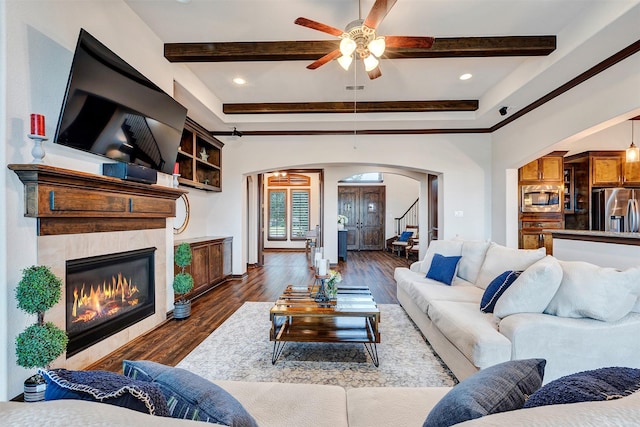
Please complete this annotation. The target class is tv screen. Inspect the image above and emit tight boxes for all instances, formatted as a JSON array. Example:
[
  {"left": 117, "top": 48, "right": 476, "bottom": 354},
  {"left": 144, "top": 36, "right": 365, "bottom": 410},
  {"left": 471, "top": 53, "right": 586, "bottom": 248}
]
[{"left": 54, "top": 29, "right": 187, "bottom": 175}]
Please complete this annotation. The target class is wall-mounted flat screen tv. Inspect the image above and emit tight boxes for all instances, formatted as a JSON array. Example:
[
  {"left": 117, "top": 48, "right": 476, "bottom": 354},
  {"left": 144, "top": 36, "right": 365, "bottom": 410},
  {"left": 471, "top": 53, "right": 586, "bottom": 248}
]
[{"left": 54, "top": 29, "right": 187, "bottom": 175}]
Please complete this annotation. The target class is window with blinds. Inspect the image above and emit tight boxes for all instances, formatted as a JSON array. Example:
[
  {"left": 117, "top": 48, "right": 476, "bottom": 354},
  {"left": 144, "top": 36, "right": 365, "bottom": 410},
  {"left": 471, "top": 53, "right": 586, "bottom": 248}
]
[
  {"left": 268, "top": 189, "right": 286, "bottom": 240},
  {"left": 290, "top": 189, "right": 310, "bottom": 240}
]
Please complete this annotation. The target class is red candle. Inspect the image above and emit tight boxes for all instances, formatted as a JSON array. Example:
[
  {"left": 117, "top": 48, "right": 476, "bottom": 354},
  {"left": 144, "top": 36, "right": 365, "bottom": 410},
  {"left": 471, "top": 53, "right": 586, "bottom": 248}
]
[
  {"left": 173, "top": 162, "right": 180, "bottom": 175},
  {"left": 30, "top": 113, "right": 45, "bottom": 136}
]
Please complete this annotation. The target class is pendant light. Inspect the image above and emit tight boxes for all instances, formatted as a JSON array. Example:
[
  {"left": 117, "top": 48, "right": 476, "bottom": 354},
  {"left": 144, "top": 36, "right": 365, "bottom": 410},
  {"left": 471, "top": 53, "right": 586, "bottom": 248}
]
[{"left": 627, "top": 120, "right": 639, "bottom": 163}]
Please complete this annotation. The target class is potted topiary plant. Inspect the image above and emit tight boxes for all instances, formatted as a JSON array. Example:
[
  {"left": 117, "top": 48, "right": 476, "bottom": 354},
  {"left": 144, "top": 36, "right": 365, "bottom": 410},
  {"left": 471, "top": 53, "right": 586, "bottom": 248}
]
[
  {"left": 173, "top": 242, "right": 194, "bottom": 320},
  {"left": 15, "top": 265, "right": 68, "bottom": 402}
]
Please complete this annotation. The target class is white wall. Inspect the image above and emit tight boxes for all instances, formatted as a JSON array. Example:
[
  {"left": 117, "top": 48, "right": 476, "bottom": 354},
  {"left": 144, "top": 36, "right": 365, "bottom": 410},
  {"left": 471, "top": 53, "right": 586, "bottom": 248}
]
[
  {"left": 207, "top": 133, "right": 492, "bottom": 269},
  {"left": 0, "top": 0, "right": 8, "bottom": 401},
  {"left": 2, "top": 0, "right": 189, "bottom": 400}
]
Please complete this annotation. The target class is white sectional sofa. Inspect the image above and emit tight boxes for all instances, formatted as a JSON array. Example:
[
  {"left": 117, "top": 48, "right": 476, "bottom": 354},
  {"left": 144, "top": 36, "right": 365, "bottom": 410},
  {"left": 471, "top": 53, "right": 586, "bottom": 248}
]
[
  {"left": 394, "top": 238, "right": 640, "bottom": 383},
  {"left": 3, "top": 379, "right": 640, "bottom": 427}
]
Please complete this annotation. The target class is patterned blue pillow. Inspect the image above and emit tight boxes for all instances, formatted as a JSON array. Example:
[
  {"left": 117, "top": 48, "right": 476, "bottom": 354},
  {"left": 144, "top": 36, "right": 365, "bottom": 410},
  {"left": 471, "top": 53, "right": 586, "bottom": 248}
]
[
  {"left": 423, "top": 359, "right": 546, "bottom": 427},
  {"left": 123, "top": 360, "right": 258, "bottom": 426},
  {"left": 480, "top": 271, "right": 522, "bottom": 313},
  {"left": 426, "top": 253, "right": 462, "bottom": 285},
  {"left": 397, "top": 231, "right": 414, "bottom": 242},
  {"left": 524, "top": 367, "right": 640, "bottom": 408},
  {"left": 40, "top": 368, "right": 168, "bottom": 416}
]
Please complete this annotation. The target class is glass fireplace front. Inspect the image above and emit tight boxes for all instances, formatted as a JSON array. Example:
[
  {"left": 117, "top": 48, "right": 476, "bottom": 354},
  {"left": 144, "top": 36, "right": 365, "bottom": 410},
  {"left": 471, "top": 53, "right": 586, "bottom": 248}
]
[{"left": 65, "top": 247, "right": 156, "bottom": 357}]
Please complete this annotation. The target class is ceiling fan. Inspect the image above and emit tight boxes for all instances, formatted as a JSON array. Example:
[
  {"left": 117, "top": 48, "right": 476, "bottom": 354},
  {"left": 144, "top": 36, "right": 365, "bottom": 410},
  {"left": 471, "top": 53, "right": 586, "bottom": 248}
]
[{"left": 295, "top": 0, "right": 434, "bottom": 80}]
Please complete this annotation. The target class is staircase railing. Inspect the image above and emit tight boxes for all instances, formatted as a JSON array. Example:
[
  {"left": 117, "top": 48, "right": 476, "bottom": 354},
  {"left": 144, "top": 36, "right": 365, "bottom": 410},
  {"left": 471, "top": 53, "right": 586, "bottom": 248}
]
[{"left": 394, "top": 198, "right": 419, "bottom": 235}]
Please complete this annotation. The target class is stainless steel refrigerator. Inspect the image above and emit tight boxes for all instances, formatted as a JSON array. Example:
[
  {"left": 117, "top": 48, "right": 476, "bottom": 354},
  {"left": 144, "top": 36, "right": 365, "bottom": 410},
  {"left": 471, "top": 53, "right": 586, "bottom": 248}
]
[{"left": 592, "top": 188, "right": 640, "bottom": 232}]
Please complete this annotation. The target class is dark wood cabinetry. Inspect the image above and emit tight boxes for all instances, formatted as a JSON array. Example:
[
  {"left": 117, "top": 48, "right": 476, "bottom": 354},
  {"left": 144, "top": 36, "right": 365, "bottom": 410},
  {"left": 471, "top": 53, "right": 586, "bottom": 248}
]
[
  {"left": 519, "top": 216, "right": 563, "bottom": 254},
  {"left": 175, "top": 236, "right": 232, "bottom": 298},
  {"left": 176, "top": 118, "right": 223, "bottom": 192},
  {"left": 518, "top": 152, "right": 566, "bottom": 254}
]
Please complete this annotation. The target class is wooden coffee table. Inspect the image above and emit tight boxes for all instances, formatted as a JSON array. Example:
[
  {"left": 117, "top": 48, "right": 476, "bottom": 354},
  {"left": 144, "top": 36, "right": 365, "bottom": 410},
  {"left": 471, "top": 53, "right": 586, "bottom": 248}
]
[{"left": 269, "top": 284, "right": 381, "bottom": 366}]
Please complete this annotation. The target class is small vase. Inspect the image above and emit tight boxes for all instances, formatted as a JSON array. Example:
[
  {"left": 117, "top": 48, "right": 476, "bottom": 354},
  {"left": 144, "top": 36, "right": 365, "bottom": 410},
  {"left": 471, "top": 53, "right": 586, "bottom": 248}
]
[
  {"left": 23, "top": 374, "right": 46, "bottom": 402},
  {"left": 338, "top": 223, "right": 344, "bottom": 230}
]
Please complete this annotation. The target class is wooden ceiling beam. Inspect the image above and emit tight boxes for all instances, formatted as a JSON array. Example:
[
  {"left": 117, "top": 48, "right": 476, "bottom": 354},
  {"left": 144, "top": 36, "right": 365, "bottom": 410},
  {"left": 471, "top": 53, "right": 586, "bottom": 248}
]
[
  {"left": 223, "top": 100, "right": 478, "bottom": 114},
  {"left": 164, "top": 36, "right": 556, "bottom": 62}
]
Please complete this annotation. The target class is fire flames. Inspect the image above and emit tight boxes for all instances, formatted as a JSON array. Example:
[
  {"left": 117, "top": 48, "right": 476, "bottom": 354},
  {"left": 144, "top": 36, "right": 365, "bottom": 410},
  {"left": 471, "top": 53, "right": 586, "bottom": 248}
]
[{"left": 71, "top": 272, "right": 140, "bottom": 324}]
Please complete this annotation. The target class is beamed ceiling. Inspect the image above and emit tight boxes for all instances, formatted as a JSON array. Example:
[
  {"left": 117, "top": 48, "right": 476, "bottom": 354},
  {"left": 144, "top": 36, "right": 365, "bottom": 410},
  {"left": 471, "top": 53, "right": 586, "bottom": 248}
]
[{"left": 124, "top": 0, "right": 640, "bottom": 135}]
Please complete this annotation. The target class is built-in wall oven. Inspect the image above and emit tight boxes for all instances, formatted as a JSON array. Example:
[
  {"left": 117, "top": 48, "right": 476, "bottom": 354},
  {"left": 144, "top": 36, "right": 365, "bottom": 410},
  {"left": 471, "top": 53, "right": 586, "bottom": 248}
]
[{"left": 521, "top": 185, "right": 562, "bottom": 213}]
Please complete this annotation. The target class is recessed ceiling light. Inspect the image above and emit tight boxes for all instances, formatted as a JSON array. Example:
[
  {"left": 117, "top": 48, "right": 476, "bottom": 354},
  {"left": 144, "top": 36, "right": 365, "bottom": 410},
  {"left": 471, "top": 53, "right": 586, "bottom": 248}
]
[
  {"left": 233, "top": 77, "right": 246, "bottom": 85},
  {"left": 176, "top": 0, "right": 191, "bottom": 3},
  {"left": 459, "top": 73, "right": 472, "bottom": 81}
]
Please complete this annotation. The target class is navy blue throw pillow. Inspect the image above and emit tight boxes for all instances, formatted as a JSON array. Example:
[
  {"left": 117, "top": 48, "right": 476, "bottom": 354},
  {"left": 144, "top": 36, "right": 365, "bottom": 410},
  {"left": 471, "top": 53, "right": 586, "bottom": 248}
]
[
  {"left": 423, "top": 359, "right": 546, "bottom": 427},
  {"left": 480, "top": 271, "right": 522, "bottom": 313},
  {"left": 123, "top": 360, "right": 258, "bottom": 427},
  {"left": 40, "top": 368, "right": 168, "bottom": 416},
  {"left": 397, "top": 231, "right": 414, "bottom": 242},
  {"left": 426, "top": 253, "right": 462, "bottom": 285},
  {"left": 524, "top": 367, "right": 640, "bottom": 408}
]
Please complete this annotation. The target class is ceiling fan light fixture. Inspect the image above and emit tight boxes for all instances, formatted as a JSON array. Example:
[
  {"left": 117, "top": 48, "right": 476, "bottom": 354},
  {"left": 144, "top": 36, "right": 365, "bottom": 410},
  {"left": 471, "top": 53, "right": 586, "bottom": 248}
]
[
  {"left": 338, "top": 54, "right": 353, "bottom": 71},
  {"left": 363, "top": 53, "right": 379, "bottom": 71},
  {"left": 368, "top": 37, "right": 385, "bottom": 57},
  {"left": 340, "top": 37, "right": 357, "bottom": 57}
]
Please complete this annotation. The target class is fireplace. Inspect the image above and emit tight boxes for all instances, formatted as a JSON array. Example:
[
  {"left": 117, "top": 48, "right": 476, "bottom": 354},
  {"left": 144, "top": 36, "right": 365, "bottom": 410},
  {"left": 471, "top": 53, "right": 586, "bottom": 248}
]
[{"left": 65, "top": 247, "right": 156, "bottom": 357}]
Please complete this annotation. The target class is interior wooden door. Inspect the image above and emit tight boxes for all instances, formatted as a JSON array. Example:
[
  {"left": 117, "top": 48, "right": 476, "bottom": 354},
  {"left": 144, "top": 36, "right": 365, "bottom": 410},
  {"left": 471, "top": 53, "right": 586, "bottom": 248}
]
[{"left": 338, "top": 186, "right": 385, "bottom": 251}]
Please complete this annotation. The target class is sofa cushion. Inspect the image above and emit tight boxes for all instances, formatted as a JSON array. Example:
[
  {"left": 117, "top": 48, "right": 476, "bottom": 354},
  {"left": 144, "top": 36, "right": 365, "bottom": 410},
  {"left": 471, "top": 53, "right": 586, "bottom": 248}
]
[
  {"left": 427, "top": 301, "right": 512, "bottom": 368},
  {"left": 426, "top": 254, "right": 462, "bottom": 285},
  {"left": 216, "top": 380, "right": 349, "bottom": 427},
  {"left": 493, "top": 256, "right": 563, "bottom": 319},
  {"left": 545, "top": 261, "right": 640, "bottom": 322},
  {"left": 40, "top": 368, "right": 168, "bottom": 416},
  {"left": 346, "top": 387, "right": 451, "bottom": 427},
  {"left": 419, "top": 240, "right": 463, "bottom": 274},
  {"left": 454, "top": 390, "right": 640, "bottom": 426},
  {"left": 423, "top": 359, "right": 546, "bottom": 427},
  {"left": 395, "top": 268, "right": 482, "bottom": 314},
  {"left": 123, "top": 360, "right": 258, "bottom": 426},
  {"left": 457, "top": 240, "right": 491, "bottom": 284},
  {"left": 475, "top": 244, "right": 546, "bottom": 290},
  {"left": 524, "top": 367, "right": 640, "bottom": 409},
  {"left": 480, "top": 271, "right": 521, "bottom": 314}
]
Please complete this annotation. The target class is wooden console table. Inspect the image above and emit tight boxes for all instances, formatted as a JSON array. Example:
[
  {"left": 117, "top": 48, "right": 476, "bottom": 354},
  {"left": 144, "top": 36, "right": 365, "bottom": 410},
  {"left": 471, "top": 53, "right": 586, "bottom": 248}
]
[{"left": 175, "top": 236, "right": 233, "bottom": 298}]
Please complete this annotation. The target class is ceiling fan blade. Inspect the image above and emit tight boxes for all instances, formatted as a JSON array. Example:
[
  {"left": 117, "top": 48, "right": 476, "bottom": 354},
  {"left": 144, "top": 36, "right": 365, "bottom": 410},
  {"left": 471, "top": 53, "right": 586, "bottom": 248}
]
[
  {"left": 295, "top": 17, "right": 344, "bottom": 37},
  {"left": 385, "top": 36, "right": 435, "bottom": 49},
  {"left": 363, "top": 0, "right": 398, "bottom": 29},
  {"left": 367, "top": 66, "right": 382, "bottom": 80},
  {"left": 307, "top": 49, "right": 342, "bottom": 70}
]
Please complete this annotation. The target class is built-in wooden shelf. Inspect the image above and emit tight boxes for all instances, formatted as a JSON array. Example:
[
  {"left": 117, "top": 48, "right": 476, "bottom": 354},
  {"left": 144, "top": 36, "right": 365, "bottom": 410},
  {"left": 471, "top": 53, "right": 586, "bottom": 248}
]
[{"left": 9, "top": 164, "right": 186, "bottom": 236}]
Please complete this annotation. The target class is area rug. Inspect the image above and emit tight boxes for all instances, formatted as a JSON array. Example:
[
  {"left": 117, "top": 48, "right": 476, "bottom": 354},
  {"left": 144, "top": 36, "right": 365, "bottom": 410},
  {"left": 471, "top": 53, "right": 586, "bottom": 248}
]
[{"left": 177, "top": 302, "right": 457, "bottom": 389}]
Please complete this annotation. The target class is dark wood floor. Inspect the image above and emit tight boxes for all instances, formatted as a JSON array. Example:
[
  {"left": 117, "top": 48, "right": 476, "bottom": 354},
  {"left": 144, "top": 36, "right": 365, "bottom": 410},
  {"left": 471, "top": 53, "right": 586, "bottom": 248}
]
[{"left": 86, "top": 250, "right": 412, "bottom": 372}]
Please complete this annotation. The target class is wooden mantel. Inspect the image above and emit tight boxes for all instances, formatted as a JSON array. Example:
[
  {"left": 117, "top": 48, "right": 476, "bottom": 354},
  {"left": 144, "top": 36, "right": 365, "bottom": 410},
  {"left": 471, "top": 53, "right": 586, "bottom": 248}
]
[{"left": 9, "top": 164, "right": 187, "bottom": 236}]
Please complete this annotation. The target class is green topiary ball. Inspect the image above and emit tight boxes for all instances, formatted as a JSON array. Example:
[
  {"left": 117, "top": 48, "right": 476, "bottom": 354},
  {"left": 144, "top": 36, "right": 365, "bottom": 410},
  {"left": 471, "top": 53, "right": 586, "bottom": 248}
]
[
  {"left": 173, "top": 272, "right": 194, "bottom": 296},
  {"left": 174, "top": 243, "right": 193, "bottom": 269},
  {"left": 15, "top": 266, "right": 62, "bottom": 315},
  {"left": 16, "top": 322, "right": 68, "bottom": 369}
]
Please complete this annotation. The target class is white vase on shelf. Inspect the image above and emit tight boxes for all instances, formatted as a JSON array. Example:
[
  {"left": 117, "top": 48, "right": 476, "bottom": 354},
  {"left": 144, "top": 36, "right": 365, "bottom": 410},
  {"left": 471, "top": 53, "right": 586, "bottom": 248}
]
[{"left": 338, "top": 223, "right": 344, "bottom": 230}]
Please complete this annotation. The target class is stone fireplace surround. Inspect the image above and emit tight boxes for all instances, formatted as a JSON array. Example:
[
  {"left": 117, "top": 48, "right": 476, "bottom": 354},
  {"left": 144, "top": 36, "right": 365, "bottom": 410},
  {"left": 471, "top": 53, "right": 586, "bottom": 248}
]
[
  {"left": 40, "top": 228, "right": 168, "bottom": 370},
  {"left": 9, "top": 164, "right": 185, "bottom": 371}
]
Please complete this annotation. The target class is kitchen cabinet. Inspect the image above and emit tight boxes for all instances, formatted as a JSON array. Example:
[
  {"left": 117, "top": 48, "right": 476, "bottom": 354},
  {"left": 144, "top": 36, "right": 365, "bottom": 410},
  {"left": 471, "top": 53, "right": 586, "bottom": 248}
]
[
  {"left": 520, "top": 156, "right": 564, "bottom": 183},
  {"left": 519, "top": 217, "right": 563, "bottom": 255},
  {"left": 623, "top": 160, "right": 640, "bottom": 186},
  {"left": 591, "top": 154, "right": 623, "bottom": 187},
  {"left": 175, "top": 236, "right": 232, "bottom": 298},
  {"left": 176, "top": 118, "right": 223, "bottom": 192}
]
